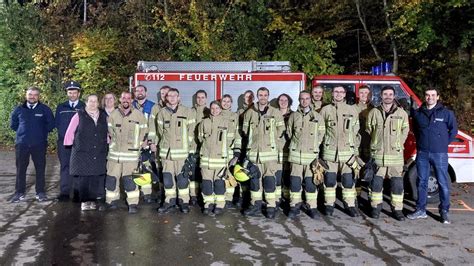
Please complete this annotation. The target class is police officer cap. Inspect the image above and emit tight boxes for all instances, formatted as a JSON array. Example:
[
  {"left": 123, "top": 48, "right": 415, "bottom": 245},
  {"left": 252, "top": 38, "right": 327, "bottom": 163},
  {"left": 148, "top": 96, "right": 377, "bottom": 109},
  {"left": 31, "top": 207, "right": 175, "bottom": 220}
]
[{"left": 64, "top": 81, "right": 81, "bottom": 91}]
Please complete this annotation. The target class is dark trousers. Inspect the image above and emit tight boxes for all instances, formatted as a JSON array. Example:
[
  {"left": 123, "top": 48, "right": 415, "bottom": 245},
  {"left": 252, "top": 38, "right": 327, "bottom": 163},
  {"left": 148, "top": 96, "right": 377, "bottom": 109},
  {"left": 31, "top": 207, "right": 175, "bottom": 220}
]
[
  {"left": 58, "top": 141, "right": 76, "bottom": 196},
  {"left": 15, "top": 144, "right": 47, "bottom": 194},
  {"left": 78, "top": 175, "right": 105, "bottom": 202}
]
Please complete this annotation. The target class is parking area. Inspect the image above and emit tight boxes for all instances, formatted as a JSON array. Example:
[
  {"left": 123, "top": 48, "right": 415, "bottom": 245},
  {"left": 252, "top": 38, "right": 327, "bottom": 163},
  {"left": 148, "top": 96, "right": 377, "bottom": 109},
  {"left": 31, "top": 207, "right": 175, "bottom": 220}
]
[{"left": 0, "top": 151, "right": 473, "bottom": 265}]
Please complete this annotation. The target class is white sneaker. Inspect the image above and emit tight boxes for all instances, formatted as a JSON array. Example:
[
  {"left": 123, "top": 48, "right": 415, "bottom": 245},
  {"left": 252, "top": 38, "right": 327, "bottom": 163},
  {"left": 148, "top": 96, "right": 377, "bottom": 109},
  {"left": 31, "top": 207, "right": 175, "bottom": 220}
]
[
  {"left": 88, "top": 201, "right": 97, "bottom": 210},
  {"left": 81, "top": 202, "right": 89, "bottom": 211}
]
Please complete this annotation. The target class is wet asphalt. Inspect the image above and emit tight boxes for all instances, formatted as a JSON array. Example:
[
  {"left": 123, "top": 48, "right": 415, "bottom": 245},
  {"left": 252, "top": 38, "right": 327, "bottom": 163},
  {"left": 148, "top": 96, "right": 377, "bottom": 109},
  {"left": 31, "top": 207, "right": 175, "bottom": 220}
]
[{"left": 0, "top": 151, "right": 473, "bottom": 265}]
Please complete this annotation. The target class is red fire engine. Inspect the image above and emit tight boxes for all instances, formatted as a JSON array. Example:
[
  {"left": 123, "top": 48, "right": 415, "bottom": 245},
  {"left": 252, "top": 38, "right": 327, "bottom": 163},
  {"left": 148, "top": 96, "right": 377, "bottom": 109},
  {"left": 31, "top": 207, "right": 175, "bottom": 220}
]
[{"left": 131, "top": 61, "right": 472, "bottom": 203}]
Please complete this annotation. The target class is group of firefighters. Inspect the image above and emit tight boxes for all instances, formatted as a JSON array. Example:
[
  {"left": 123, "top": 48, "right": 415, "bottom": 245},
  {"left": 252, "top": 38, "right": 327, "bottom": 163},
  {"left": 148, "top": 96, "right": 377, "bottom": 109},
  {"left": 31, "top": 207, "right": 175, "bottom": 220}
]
[{"left": 98, "top": 82, "right": 410, "bottom": 221}]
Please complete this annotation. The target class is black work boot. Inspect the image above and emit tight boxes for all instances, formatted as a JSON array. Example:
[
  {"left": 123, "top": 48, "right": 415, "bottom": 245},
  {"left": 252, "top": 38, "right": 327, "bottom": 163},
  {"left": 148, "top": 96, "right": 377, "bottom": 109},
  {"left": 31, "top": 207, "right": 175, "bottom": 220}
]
[
  {"left": 180, "top": 202, "right": 190, "bottom": 213},
  {"left": 214, "top": 207, "right": 224, "bottom": 215},
  {"left": 393, "top": 210, "right": 405, "bottom": 221},
  {"left": 288, "top": 207, "right": 300, "bottom": 219},
  {"left": 225, "top": 200, "right": 235, "bottom": 209},
  {"left": 325, "top": 205, "right": 334, "bottom": 216},
  {"left": 307, "top": 208, "right": 320, "bottom": 219},
  {"left": 266, "top": 207, "right": 277, "bottom": 219},
  {"left": 143, "top": 194, "right": 155, "bottom": 204},
  {"left": 244, "top": 201, "right": 263, "bottom": 217},
  {"left": 202, "top": 204, "right": 214, "bottom": 215},
  {"left": 158, "top": 198, "right": 176, "bottom": 213},
  {"left": 189, "top": 196, "right": 198, "bottom": 206},
  {"left": 128, "top": 204, "right": 138, "bottom": 214},
  {"left": 347, "top": 207, "right": 359, "bottom": 217},
  {"left": 371, "top": 204, "right": 383, "bottom": 219}
]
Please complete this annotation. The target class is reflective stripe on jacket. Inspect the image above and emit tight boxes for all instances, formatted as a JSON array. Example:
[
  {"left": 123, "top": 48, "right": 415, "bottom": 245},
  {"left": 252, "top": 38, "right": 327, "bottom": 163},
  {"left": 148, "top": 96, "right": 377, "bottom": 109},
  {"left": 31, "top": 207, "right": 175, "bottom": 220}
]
[
  {"left": 242, "top": 105, "right": 285, "bottom": 163},
  {"left": 107, "top": 108, "right": 148, "bottom": 163},
  {"left": 366, "top": 104, "right": 409, "bottom": 166},
  {"left": 198, "top": 114, "right": 240, "bottom": 169},
  {"left": 287, "top": 106, "right": 325, "bottom": 165},
  {"left": 156, "top": 105, "right": 196, "bottom": 160},
  {"left": 320, "top": 101, "right": 360, "bottom": 162}
]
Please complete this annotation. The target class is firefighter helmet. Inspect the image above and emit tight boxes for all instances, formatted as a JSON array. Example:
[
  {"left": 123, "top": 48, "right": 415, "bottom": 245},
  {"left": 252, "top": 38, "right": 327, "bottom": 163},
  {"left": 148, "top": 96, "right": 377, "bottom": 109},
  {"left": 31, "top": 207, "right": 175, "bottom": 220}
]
[
  {"left": 133, "top": 173, "right": 152, "bottom": 186},
  {"left": 233, "top": 164, "right": 250, "bottom": 182}
]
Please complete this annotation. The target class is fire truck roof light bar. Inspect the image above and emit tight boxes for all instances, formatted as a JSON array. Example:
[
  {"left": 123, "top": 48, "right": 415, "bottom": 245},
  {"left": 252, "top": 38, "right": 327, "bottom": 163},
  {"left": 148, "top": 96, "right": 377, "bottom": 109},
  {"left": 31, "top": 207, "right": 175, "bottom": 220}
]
[{"left": 137, "top": 61, "right": 292, "bottom": 73}]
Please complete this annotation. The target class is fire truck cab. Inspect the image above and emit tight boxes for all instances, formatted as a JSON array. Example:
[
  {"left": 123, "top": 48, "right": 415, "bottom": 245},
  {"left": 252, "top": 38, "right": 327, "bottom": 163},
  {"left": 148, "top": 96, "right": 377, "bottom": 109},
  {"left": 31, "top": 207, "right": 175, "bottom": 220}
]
[{"left": 313, "top": 75, "right": 474, "bottom": 203}]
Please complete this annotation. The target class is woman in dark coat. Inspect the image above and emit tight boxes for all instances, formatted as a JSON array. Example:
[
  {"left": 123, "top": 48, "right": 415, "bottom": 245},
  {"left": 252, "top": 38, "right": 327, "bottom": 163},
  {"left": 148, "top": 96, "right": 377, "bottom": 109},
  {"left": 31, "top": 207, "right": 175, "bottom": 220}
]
[{"left": 64, "top": 94, "right": 108, "bottom": 211}]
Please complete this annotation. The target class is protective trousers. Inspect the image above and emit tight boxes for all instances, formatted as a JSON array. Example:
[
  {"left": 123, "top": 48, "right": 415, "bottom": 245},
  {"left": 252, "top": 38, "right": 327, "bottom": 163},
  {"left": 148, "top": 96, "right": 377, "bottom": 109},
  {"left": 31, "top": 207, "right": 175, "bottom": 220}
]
[
  {"left": 201, "top": 168, "right": 226, "bottom": 208},
  {"left": 105, "top": 161, "right": 140, "bottom": 205},
  {"left": 290, "top": 164, "right": 318, "bottom": 209},
  {"left": 370, "top": 166, "right": 404, "bottom": 210},
  {"left": 162, "top": 159, "right": 189, "bottom": 204},
  {"left": 251, "top": 161, "right": 279, "bottom": 207},
  {"left": 189, "top": 163, "right": 201, "bottom": 199},
  {"left": 324, "top": 161, "right": 356, "bottom": 207}
]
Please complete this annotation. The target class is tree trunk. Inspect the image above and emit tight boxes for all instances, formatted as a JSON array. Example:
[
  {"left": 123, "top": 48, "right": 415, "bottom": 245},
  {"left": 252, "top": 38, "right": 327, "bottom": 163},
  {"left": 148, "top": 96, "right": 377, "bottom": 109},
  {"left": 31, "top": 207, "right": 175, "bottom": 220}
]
[
  {"left": 354, "top": 0, "right": 382, "bottom": 62},
  {"left": 383, "top": 0, "right": 399, "bottom": 74}
]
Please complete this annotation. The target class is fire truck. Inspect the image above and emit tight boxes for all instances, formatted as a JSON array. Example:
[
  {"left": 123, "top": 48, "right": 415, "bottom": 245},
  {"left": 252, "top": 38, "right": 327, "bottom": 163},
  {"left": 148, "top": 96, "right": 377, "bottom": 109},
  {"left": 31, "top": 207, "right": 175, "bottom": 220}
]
[
  {"left": 132, "top": 61, "right": 305, "bottom": 112},
  {"left": 313, "top": 75, "right": 474, "bottom": 203},
  {"left": 131, "top": 61, "right": 473, "bottom": 203}
]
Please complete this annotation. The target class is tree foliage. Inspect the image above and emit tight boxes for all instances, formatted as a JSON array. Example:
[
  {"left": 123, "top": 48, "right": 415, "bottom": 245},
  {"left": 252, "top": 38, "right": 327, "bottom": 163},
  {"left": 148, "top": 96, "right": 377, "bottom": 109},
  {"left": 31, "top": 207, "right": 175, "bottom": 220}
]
[{"left": 0, "top": 0, "right": 472, "bottom": 146}]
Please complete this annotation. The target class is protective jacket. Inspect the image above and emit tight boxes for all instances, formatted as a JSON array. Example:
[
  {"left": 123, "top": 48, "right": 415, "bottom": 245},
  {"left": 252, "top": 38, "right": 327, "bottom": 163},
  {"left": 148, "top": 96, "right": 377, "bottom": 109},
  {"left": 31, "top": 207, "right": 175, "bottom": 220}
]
[
  {"left": 356, "top": 102, "right": 374, "bottom": 161},
  {"left": 366, "top": 104, "right": 409, "bottom": 166},
  {"left": 156, "top": 105, "right": 196, "bottom": 160},
  {"left": 242, "top": 105, "right": 285, "bottom": 163},
  {"left": 147, "top": 102, "right": 166, "bottom": 143},
  {"left": 311, "top": 100, "right": 323, "bottom": 112},
  {"left": 287, "top": 106, "right": 325, "bottom": 165},
  {"left": 320, "top": 101, "right": 360, "bottom": 162},
  {"left": 107, "top": 108, "right": 148, "bottom": 163},
  {"left": 198, "top": 113, "right": 240, "bottom": 169},
  {"left": 222, "top": 109, "right": 242, "bottom": 158}
]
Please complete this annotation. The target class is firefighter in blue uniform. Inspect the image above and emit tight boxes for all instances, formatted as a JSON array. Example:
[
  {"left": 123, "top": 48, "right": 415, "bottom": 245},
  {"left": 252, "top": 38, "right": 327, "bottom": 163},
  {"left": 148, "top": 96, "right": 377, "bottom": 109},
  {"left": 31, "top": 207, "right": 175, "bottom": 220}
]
[{"left": 56, "top": 81, "right": 85, "bottom": 201}]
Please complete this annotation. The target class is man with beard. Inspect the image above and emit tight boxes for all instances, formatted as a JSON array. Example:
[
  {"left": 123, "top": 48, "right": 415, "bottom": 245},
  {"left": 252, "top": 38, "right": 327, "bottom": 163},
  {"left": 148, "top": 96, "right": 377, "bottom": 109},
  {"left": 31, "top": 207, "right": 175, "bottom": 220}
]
[
  {"left": 106, "top": 91, "right": 148, "bottom": 213},
  {"left": 366, "top": 86, "right": 409, "bottom": 221},
  {"left": 311, "top": 86, "right": 325, "bottom": 112},
  {"left": 10, "top": 87, "right": 55, "bottom": 203}
]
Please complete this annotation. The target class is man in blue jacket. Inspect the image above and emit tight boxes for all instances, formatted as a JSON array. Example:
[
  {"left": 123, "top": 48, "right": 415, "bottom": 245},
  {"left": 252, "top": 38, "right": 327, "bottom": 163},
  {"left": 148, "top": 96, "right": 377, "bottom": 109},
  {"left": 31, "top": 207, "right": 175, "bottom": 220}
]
[
  {"left": 56, "top": 81, "right": 85, "bottom": 201},
  {"left": 408, "top": 88, "right": 458, "bottom": 224},
  {"left": 10, "top": 87, "right": 55, "bottom": 202}
]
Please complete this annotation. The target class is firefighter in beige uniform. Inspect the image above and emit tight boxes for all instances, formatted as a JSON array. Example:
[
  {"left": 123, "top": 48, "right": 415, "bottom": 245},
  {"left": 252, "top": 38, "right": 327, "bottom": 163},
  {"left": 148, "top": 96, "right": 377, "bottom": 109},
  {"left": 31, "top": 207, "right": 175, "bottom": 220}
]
[
  {"left": 320, "top": 86, "right": 360, "bottom": 217},
  {"left": 147, "top": 85, "right": 170, "bottom": 203},
  {"left": 366, "top": 86, "right": 409, "bottom": 221},
  {"left": 220, "top": 94, "right": 241, "bottom": 208},
  {"left": 355, "top": 85, "right": 374, "bottom": 198},
  {"left": 198, "top": 101, "right": 240, "bottom": 215},
  {"left": 242, "top": 87, "right": 285, "bottom": 218},
  {"left": 190, "top": 90, "right": 210, "bottom": 205},
  {"left": 106, "top": 92, "right": 148, "bottom": 214},
  {"left": 286, "top": 91, "right": 325, "bottom": 219},
  {"left": 155, "top": 88, "right": 196, "bottom": 213}
]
